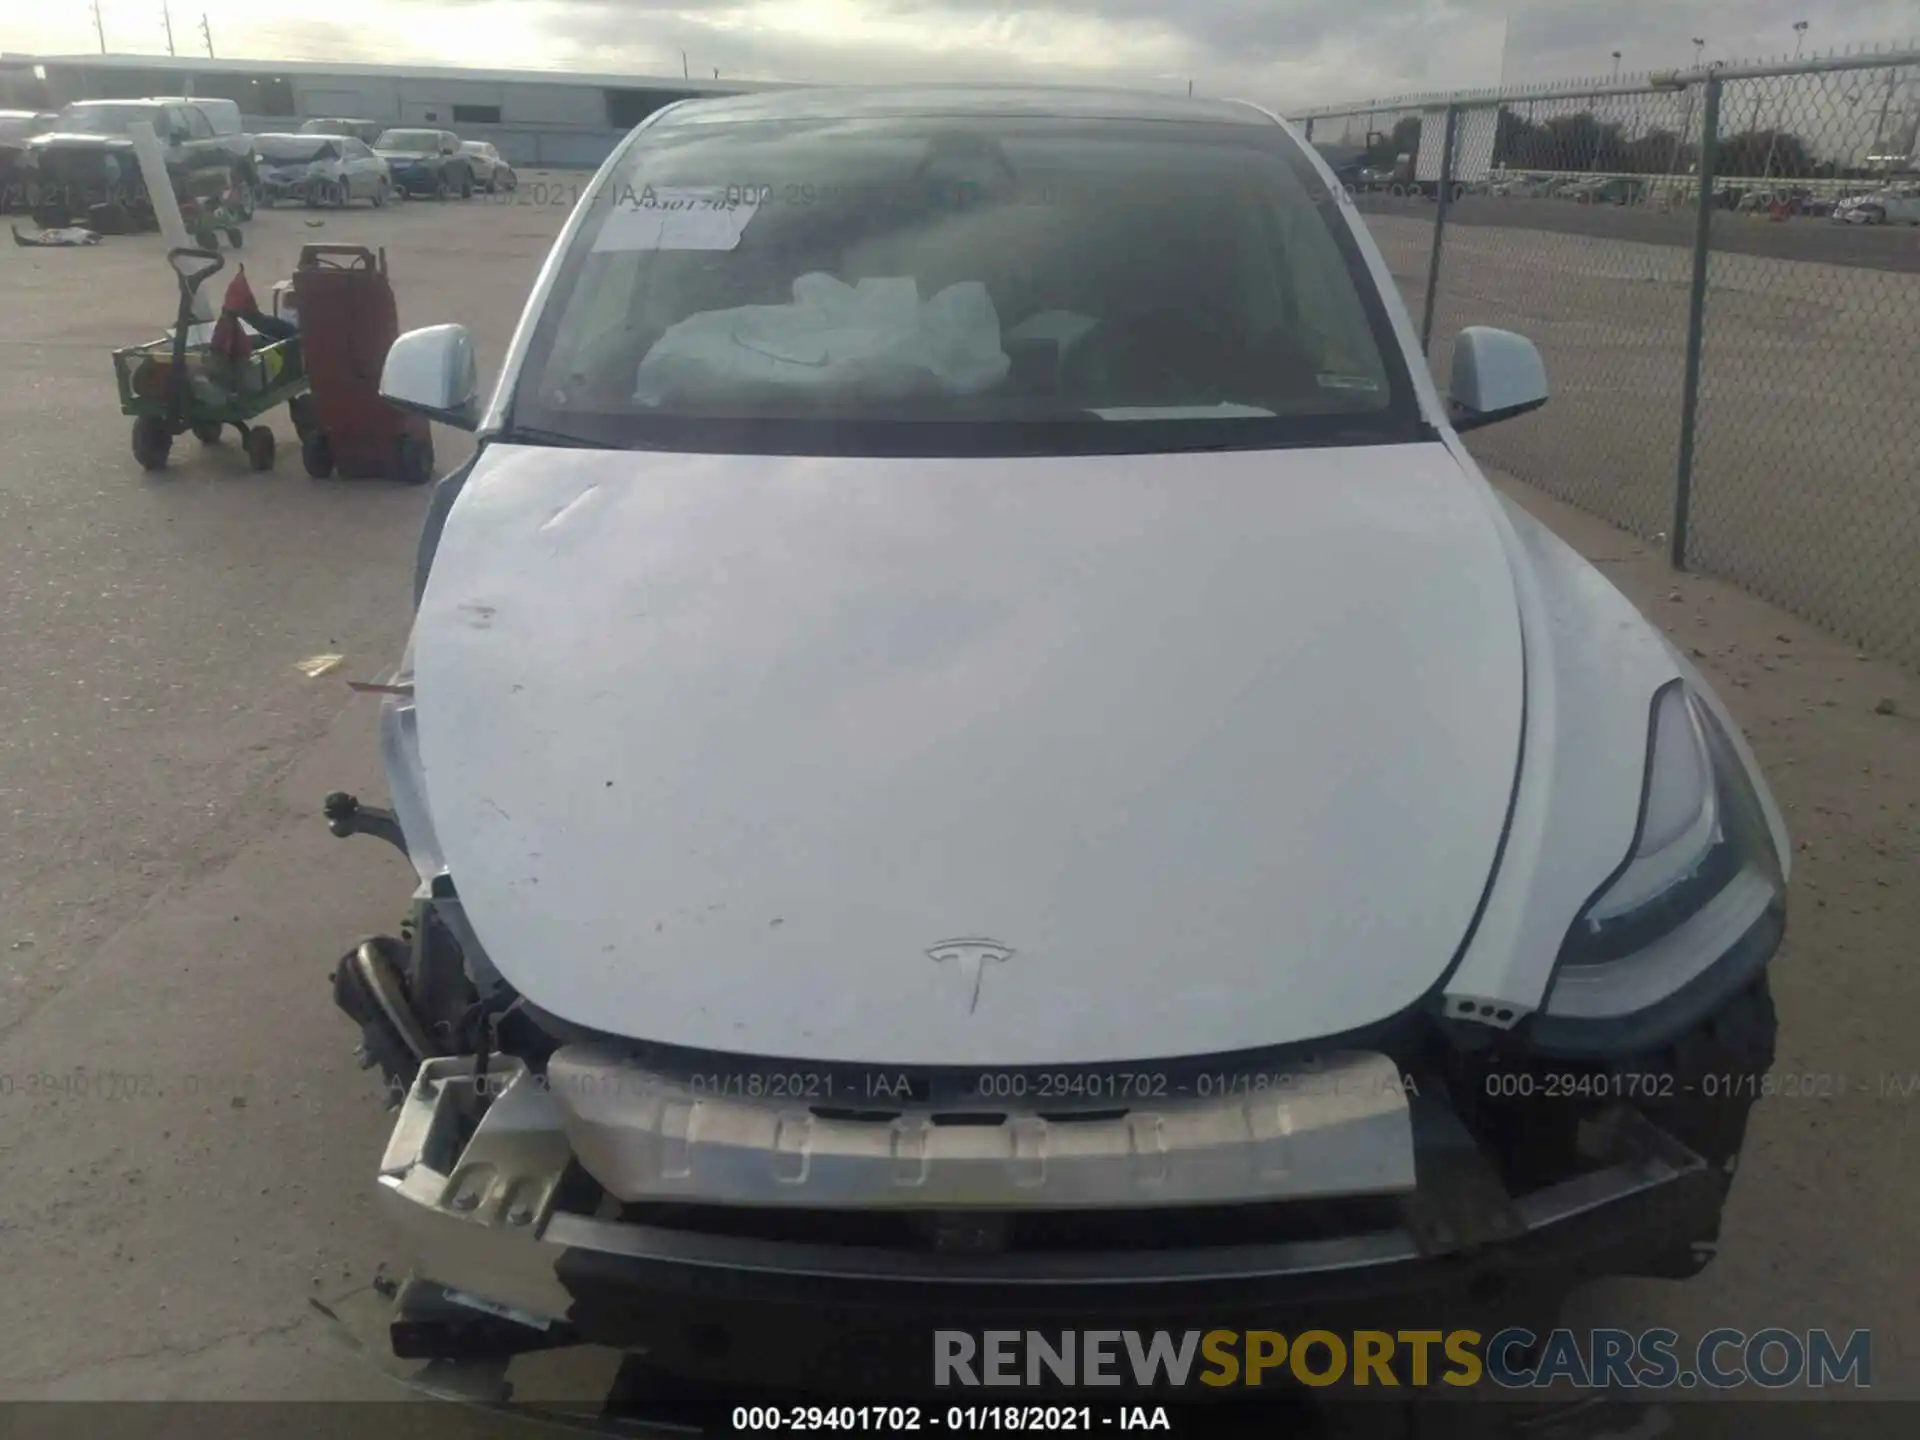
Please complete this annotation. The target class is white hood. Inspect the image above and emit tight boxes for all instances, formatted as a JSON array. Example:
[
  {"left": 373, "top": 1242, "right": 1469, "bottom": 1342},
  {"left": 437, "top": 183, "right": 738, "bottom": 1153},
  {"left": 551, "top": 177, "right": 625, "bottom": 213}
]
[{"left": 413, "top": 441, "right": 1524, "bottom": 1066}]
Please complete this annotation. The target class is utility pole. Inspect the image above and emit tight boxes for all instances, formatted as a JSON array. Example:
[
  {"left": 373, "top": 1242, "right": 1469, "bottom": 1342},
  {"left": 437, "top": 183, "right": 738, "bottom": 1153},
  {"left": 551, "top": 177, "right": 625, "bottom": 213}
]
[
  {"left": 163, "top": 1, "right": 176, "bottom": 56},
  {"left": 91, "top": 0, "right": 107, "bottom": 53},
  {"left": 681, "top": 50, "right": 689, "bottom": 79},
  {"left": 200, "top": 13, "right": 214, "bottom": 58}
]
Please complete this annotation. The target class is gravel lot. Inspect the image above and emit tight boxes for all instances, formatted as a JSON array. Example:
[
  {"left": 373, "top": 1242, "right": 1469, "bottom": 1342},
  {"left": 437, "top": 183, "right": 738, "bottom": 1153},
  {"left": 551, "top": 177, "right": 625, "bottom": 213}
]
[{"left": 0, "top": 184, "right": 1915, "bottom": 1425}]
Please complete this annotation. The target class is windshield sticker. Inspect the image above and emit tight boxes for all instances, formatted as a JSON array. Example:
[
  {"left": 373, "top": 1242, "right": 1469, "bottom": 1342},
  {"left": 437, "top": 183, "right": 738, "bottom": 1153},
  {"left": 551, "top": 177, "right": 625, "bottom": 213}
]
[
  {"left": 1316, "top": 373, "right": 1382, "bottom": 391},
  {"left": 593, "top": 185, "right": 763, "bottom": 253}
]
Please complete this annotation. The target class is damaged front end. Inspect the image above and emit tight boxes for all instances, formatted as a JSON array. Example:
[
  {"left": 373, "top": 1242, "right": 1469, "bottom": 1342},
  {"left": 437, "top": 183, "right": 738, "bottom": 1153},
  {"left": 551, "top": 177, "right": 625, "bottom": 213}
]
[
  {"left": 323, "top": 655, "right": 1771, "bottom": 1401},
  {"left": 326, "top": 874, "right": 1753, "bottom": 1399}
]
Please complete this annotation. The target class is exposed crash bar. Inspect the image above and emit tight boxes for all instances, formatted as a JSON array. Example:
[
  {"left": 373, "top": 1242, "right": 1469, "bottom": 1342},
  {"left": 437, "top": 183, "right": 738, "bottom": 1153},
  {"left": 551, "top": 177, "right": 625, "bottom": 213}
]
[{"left": 545, "top": 1046, "right": 1418, "bottom": 1207}]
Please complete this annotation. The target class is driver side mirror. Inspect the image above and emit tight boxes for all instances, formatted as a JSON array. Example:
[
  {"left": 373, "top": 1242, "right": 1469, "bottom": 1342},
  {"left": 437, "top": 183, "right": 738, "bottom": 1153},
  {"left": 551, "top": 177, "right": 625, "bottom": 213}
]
[
  {"left": 1447, "top": 326, "right": 1549, "bottom": 432},
  {"left": 381, "top": 324, "right": 481, "bottom": 431}
]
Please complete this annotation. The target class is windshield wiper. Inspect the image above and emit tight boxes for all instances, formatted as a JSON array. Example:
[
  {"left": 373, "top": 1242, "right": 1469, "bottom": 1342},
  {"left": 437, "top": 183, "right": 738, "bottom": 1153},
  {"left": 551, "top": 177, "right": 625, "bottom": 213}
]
[{"left": 503, "top": 424, "right": 672, "bottom": 452}]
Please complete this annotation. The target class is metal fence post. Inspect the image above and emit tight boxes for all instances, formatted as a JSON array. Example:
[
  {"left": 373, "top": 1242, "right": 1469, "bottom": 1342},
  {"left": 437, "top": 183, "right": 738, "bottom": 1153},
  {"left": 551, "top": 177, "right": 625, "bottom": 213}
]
[
  {"left": 1418, "top": 103, "right": 1459, "bottom": 355},
  {"left": 1670, "top": 71, "right": 1721, "bottom": 571}
]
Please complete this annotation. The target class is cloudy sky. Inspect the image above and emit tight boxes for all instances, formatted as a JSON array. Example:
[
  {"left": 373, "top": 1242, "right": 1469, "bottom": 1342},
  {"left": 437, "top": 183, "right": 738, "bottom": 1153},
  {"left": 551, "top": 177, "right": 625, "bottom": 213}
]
[{"left": 5, "top": 0, "right": 1915, "bottom": 107}]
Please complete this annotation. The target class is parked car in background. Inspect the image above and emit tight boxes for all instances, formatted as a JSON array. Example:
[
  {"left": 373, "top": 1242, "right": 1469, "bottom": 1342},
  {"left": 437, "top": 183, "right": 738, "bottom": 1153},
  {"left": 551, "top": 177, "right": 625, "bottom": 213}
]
[
  {"left": 147, "top": 95, "right": 258, "bottom": 209},
  {"left": 256, "top": 132, "right": 391, "bottom": 208},
  {"left": 457, "top": 139, "right": 516, "bottom": 193},
  {"left": 373, "top": 128, "right": 474, "bottom": 199},
  {"left": 1580, "top": 176, "right": 1648, "bottom": 206},
  {"left": 1833, "top": 182, "right": 1920, "bottom": 225},
  {"left": 300, "top": 117, "right": 385, "bottom": 147},
  {"left": 0, "top": 109, "right": 55, "bottom": 212},
  {"left": 17, "top": 97, "right": 257, "bottom": 229}
]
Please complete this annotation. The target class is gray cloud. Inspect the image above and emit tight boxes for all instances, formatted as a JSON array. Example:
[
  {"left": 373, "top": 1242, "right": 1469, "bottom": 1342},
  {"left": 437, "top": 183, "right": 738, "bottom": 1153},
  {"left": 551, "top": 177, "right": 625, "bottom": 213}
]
[{"left": 521, "top": 0, "right": 1914, "bottom": 106}]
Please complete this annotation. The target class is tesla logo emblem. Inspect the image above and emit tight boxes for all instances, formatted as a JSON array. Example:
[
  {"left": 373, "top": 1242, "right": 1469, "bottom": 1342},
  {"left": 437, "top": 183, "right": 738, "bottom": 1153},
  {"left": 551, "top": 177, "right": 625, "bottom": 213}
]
[{"left": 927, "top": 939, "right": 1014, "bottom": 1014}]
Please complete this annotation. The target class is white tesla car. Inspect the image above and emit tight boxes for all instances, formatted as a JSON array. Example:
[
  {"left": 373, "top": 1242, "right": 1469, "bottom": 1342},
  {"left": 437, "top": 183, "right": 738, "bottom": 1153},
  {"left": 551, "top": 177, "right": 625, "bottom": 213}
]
[{"left": 327, "top": 86, "right": 1787, "bottom": 1400}]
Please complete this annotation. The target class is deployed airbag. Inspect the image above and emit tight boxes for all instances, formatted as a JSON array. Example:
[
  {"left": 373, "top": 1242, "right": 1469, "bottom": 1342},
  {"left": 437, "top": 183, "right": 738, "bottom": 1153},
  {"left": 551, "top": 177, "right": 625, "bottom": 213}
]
[{"left": 633, "top": 273, "right": 1010, "bottom": 406}]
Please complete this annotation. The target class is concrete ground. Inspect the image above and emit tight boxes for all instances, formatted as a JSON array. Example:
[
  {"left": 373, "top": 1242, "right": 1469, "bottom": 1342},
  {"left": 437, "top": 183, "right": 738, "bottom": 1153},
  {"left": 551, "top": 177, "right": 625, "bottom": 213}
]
[
  {"left": 1362, "top": 208, "right": 1920, "bottom": 671},
  {"left": 0, "top": 185, "right": 1915, "bottom": 1422},
  {"left": 1356, "top": 192, "right": 1920, "bottom": 275}
]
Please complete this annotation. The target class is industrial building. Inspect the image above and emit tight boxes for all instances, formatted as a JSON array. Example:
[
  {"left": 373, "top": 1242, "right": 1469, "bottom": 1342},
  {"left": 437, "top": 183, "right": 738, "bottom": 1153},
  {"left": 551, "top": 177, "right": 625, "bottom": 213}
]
[{"left": 0, "top": 52, "right": 791, "bottom": 168}]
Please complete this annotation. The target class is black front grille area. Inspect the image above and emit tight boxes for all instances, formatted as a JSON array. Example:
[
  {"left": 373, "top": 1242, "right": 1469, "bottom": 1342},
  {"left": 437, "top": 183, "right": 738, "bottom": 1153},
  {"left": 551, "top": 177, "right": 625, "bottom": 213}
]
[{"left": 616, "top": 1195, "right": 1408, "bottom": 1254}]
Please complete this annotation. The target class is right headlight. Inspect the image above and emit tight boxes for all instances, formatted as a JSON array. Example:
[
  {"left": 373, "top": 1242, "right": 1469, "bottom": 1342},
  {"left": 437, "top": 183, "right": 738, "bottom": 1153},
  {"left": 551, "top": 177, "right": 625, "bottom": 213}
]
[{"left": 1536, "top": 681, "right": 1783, "bottom": 1045}]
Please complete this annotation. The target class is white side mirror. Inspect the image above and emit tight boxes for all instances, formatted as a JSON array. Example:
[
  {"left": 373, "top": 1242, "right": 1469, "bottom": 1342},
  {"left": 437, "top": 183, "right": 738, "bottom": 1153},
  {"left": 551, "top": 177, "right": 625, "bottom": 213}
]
[
  {"left": 381, "top": 324, "right": 480, "bottom": 431},
  {"left": 1447, "top": 326, "right": 1549, "bottom": 432}
]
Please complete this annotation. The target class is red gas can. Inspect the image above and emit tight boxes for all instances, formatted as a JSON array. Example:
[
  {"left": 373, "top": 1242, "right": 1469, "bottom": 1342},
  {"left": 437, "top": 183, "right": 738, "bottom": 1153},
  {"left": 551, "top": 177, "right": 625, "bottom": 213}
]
[{"left": 290, "top": 245, "right": 434, "bottom": 483}]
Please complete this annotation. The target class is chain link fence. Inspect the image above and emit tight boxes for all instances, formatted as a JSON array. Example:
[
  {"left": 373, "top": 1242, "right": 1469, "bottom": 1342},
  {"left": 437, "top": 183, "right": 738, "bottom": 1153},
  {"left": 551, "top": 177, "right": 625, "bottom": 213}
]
[{"left": 1297, "top": 47, "right": 1920, "bottom": 668}]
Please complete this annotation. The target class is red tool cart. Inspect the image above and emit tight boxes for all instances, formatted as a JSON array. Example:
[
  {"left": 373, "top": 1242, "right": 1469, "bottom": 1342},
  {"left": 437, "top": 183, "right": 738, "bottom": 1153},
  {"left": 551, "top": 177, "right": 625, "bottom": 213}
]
[{"left": 289, "top": 245, "right": 435, "bottom": 484}]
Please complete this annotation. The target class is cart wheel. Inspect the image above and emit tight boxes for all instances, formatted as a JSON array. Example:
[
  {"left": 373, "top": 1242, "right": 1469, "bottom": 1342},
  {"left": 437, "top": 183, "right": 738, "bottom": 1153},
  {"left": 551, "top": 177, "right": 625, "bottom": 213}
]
[
  {"left": 244, "top": 425, "right": 277, "bottom": 472},
  {"left": 288, "top": 393, "right": 318, "bottom": 442},
  {"left": 131, "top": 416, "right": 172, "bottom": 471},
  {"left": 194, "top": 228, "right": 218, "bottom": 250},
  {"left": 397, "top": 434, "right": 434, "bottom": 486},
  {"left": 302, "top": 430, "right": 335, "bottom": 479},
  {"left": 227, "top": 227, "right": 243, "bottom": 249},
  {"left": 191, "top": 420, "right": 224, "bottom": 445}
]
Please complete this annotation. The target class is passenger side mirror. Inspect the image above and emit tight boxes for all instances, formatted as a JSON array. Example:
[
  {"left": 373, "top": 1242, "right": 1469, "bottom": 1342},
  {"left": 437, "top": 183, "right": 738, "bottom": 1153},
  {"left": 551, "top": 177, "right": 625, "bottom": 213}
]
[
  {"left": 382, "top": 324, "right": 481, "bottom": 431},
  {"left": 1447, "top": 327, "right": 1549, "bottom": 432}
]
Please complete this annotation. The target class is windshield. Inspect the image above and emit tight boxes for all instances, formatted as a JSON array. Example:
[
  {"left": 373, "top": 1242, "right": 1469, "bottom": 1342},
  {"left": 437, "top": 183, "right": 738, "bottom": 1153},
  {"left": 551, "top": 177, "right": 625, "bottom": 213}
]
[
  {"left": 257, "top": 135, "right": 337, "bottom": 163},
  {"left": 50, "top": 103, "right": 158, "bottom": 137},
  {"left": 376, "top": 130, "right": 441, "bottom": 151},
  {"left": 510, "top": 114, "right": 1420, "bottom": 457}
]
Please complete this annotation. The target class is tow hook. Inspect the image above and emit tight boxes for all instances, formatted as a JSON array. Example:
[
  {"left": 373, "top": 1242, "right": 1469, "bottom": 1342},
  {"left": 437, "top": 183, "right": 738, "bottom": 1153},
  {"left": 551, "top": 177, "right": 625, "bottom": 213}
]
[{"left": 324, "top": 791, "right": 409, "bottom": 856}]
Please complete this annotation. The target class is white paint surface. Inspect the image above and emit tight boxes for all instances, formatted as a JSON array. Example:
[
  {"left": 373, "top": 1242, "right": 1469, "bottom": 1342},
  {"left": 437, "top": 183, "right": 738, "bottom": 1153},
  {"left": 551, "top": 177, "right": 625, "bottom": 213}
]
[{"left": 412, "top": 440, "right": 1524, "bottom": 1065}]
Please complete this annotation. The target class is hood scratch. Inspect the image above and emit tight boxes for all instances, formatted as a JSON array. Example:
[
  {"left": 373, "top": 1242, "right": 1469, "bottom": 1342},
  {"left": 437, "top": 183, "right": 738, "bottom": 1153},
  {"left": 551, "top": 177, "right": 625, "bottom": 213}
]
[{"left": 539, "top": 484, "right": 602, "bottom": 535}]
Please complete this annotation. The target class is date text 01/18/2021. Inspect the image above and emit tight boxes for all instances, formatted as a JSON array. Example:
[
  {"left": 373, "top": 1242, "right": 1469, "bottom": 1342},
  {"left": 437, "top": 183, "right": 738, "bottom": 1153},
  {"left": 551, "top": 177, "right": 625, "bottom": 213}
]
[
  {"left": 730, "top": 1405, "right": 1174, "bottom": 1432},
  {"left": 650, "top": 1068, "right": 1420, "bottom": 1102}
]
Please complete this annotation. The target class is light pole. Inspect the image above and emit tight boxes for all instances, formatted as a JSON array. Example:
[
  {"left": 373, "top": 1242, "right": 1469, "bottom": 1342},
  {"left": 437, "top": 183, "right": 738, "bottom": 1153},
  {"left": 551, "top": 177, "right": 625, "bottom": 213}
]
[
  {"left": 1673, "top": 41, "right": 1707, "bottom": 199},
  {"left": 1611, "top": 51, "right": 1621, "bottom": 80},
  {"left": 1761, "top": 23, "right": 1807, "bottom": 180}
]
